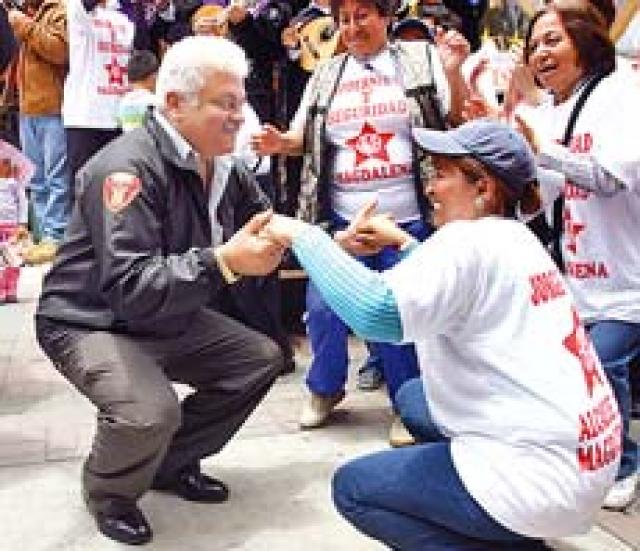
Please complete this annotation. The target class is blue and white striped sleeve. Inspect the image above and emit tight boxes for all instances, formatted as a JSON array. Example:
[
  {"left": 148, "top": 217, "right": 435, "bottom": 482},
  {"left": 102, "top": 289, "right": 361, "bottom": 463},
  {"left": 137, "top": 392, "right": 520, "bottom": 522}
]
[{"left": 291, "top": 226, "right": 404, "bottom": 343}]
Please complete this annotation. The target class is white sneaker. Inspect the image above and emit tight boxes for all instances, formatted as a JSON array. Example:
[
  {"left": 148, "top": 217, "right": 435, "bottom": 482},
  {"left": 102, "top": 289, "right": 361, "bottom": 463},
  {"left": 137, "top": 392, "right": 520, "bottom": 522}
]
[
  {"left": 389, "top": 414, "right": 416, "bottom": 448},
  {"left": 603, "top": 472, "right": 639, "bottom": 510},
  {"left": 299, "top": 391, "right": 345, "bottom": 429}
]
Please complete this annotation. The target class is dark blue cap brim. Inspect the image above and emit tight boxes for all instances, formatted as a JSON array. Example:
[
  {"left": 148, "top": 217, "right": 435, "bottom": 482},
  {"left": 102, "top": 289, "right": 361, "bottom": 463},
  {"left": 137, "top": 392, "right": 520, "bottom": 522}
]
[{"left": 412, "top": 128, "right": 469, "bottom": 157}]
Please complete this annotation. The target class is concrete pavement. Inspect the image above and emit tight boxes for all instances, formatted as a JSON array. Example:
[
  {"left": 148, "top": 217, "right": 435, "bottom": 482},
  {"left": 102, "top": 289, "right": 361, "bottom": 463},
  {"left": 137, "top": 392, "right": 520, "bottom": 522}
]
[{"left": 0, "top": 266, "right": 638, "bottom": 550}]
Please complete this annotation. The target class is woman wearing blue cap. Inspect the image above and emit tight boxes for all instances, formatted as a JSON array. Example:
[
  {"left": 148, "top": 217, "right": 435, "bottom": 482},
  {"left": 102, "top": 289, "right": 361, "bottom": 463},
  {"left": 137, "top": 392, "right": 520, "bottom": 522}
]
[{"left": 262, "top": 119, "right": 620, "bottom": 549}]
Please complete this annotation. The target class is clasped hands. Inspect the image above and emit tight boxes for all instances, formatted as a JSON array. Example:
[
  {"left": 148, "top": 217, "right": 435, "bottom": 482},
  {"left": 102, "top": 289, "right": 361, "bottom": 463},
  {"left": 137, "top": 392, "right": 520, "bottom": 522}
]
[{"left": 217, "top": 201, "right": 414, "bottom": 277}]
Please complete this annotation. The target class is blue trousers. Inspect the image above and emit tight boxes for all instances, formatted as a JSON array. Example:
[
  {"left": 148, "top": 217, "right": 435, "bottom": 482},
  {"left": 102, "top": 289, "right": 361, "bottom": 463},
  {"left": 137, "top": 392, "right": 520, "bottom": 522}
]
[
  {"left": 587, "top": 320, "right": 640, "bottom": 480},
  {"left": 305, "top": 217, "right": 429, "bottom": 407},
  {"left": 19, "top": 115, "right": 70, "bottom": 242},
  {"left": 332, "top": 378, "right": 545, "bottom": 550}
]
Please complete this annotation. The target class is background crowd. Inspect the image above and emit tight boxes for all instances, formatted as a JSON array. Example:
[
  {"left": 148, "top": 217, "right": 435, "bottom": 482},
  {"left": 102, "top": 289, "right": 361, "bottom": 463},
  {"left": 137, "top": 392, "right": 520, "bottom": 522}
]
[{"left": 0, "top": 0, "right": 639, "bottom": 546}]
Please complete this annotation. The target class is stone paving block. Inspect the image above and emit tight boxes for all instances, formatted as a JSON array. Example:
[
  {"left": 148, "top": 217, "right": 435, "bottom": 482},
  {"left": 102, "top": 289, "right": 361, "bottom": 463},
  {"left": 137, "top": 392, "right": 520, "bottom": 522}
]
[
  {"left": 552, "top": 527, "right": 633, "bottom": 550},
  {"left": 0, "top": 417, "right": 46, "bottom": 466},
  {"left": 597, "top": 505, "right": 640, "bottom": 549},
  {"left": 0, "top": 380, "right": 55, "bottom": 415},
  {"left": 45, "top": 422, "right": 94, "bottom": 462}
]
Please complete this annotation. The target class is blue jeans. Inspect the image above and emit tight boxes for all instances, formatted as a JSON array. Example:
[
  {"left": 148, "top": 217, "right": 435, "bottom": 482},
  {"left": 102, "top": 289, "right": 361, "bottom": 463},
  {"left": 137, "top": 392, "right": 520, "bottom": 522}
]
[
  {"left": 333, "top": 380, "right": 543, "bottom": 550},
  {"left": 587, "top": 320, "right": 640, "bottom": 480},
  {"left": 305, "top": 217, "right": 430, "bottom": 407},
  {"left": 19, "top": 115, "right": 70, "bottom": 242}
]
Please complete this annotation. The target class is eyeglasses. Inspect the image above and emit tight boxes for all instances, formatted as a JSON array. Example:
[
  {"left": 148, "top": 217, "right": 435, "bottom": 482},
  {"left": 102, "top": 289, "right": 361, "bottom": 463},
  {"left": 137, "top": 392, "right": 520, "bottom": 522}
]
[{"left": 208, "top": 95, "right": 245, "bottom": 115}]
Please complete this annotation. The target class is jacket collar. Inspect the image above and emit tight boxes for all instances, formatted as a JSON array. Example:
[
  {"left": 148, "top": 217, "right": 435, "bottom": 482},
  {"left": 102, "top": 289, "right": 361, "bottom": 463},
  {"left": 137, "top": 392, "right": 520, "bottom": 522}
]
[{"left": 144, "top": 110, "right": 200, "bottom": 174}]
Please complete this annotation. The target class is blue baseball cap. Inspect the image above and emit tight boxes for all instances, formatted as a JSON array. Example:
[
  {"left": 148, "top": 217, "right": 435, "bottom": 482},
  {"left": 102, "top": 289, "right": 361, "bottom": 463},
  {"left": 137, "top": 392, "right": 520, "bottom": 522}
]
[{"left": 412, "top": 119, "right": 536, "bottom": 199}]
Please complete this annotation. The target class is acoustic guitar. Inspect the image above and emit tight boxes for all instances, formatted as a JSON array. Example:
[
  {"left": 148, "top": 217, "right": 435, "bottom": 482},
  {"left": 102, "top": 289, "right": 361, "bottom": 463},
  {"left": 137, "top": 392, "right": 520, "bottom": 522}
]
[{"left": 295, "top": 16, "right": 344, "bottom": 73}]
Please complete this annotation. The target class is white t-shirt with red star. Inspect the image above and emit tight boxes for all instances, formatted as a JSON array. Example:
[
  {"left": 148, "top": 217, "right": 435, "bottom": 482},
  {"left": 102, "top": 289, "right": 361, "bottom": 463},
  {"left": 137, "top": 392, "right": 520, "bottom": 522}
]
[
  {"left": 63, "top": 0, "right": 134, "bottom": 129},
  {"left": 384, "top": 217, "right": 620, "bottom": 538},
  {"left": 293, "top": 46, "right": 449, "bottom": 223},
  {"left": 531, "top": 71, "right": 640, "bottom": 324}
]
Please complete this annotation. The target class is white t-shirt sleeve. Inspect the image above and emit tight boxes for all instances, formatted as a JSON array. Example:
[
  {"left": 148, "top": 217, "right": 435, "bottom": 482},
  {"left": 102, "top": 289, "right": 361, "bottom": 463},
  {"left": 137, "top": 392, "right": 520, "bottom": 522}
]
[
  {"left": 588, "top": 98, "right": 640, "bottom": 193},
  {"left": 382, "top": 222, "right": 479, "bottom": 341}
]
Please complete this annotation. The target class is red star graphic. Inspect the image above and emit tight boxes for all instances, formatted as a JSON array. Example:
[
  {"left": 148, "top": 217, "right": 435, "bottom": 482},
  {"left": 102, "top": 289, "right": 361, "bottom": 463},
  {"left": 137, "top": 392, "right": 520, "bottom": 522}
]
[
  {"left": 563, "top": 307, "right": 604, "bottom": 398},
  {"left": 563, "top": 207, "right": 585, "bottom": 255},
  {"left": 104, "top": 57, "right": 127, "bottom": 87},
  {"left": 345, "top": 122, "right": 394, "bottom": 166}
]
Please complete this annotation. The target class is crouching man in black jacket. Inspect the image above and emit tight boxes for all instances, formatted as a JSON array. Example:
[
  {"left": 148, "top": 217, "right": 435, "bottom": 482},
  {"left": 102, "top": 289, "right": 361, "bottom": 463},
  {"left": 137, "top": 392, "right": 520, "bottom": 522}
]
[{"left": 35, "top": 36, "right": 285, "bottom": 546}]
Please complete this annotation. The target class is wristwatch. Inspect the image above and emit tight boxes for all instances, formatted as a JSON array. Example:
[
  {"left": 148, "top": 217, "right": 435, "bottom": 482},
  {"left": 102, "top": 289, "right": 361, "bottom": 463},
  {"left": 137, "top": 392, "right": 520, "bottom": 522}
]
[{"left": 213, "top": 247, "right": 240, "bottom": 284}]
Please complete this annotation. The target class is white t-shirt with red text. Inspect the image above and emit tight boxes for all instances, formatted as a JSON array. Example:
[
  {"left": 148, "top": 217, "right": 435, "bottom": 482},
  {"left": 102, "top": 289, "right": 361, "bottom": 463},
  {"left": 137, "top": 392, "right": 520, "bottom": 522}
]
[
  {"left": 383, "top": 217, "right": 620, "bottom": 538},
  {"left": 293, "top": 46, "right": 449, "bottom": 223},
  {"left": 531, "top": 71, "right": 640, "bottom": 324},
  {"left": 63, "top": 0, "right": 134, "bottom": 129}
]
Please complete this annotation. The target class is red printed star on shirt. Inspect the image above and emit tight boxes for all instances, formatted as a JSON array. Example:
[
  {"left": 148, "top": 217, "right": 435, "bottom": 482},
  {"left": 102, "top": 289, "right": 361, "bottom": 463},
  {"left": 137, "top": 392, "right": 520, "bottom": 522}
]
[
  {"left": 345, "top": 121, "right": 394, "bottom": 166},
  {"left": 563, "top": 207, "right": 585, "bottom": 255},
  {"left": 104, "top": 57, "right": 127, "bottom": 87},
  {"left": 563, "top": 307, "right": 604, "bottom": 398}
]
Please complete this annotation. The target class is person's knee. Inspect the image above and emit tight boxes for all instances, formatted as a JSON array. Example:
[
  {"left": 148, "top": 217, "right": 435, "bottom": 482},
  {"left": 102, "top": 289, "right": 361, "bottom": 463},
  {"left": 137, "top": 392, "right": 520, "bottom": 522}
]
[
  {"left": 395, "top": 378, "right": 424, "bottom": 420},
  {"left": 332, "top": 463, "right": 356, "bottom": 516},
  {"left": 332, "top": 461, "right": 367, "bottom": 520},
  {"left": 117, "top": 393, "right": 182, "bottom": 439}
]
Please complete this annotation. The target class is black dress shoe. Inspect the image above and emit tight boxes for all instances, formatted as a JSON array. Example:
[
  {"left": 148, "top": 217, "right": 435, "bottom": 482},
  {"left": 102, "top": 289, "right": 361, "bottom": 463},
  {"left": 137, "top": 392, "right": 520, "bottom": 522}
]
[
  {"left": 95, "top": 504, "right": 152, "bottom": 545},
  {"left": 152, "top": 467, "right": 229, "bottom": 503}
]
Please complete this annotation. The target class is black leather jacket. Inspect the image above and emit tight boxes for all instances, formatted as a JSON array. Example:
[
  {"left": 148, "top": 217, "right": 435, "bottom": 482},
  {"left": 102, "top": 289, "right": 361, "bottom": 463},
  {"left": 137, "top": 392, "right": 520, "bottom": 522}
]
[{"left": 37, "top": 115, "right": 268, "bottom": 336}]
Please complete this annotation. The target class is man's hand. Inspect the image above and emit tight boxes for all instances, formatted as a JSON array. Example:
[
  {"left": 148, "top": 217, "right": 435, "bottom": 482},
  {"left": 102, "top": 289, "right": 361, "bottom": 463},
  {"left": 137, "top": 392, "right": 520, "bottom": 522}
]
[
  {"left": 217, "top": 211, "right": 285, "bottom": 276},
  {"left": 260, "top": 213, "right": 307, "bottom": 248}
]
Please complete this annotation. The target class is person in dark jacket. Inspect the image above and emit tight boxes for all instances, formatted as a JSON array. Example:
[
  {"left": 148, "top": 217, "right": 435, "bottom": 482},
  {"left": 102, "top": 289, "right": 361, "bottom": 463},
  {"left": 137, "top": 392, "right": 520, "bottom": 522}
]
[
  {"left": 35, "top": 36, "right": 285, "bottom": 546},
  {"left": 0, "top": 5, "right": 17, "bottom": 71}
]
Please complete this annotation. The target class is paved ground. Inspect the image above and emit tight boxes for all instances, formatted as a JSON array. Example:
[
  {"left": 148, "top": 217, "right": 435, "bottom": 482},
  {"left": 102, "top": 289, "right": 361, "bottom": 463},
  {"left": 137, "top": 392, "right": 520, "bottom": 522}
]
[{"left": 0, "top": 266, "right": 638, "bottom": 550}]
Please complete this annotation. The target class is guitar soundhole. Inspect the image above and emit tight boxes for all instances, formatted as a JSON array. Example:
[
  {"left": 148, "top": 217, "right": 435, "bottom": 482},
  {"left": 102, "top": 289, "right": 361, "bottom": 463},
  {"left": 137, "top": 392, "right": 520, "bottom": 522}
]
[{"left": 320, "top": 25, "right": 336, "bottom": 41}]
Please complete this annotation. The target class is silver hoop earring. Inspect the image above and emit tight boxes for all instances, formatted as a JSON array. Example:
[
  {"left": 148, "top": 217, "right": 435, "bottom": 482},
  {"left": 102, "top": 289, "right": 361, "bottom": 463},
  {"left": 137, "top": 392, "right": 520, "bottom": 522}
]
[{"left": 474, "top": 196, "right": 485, "bottom": 213}]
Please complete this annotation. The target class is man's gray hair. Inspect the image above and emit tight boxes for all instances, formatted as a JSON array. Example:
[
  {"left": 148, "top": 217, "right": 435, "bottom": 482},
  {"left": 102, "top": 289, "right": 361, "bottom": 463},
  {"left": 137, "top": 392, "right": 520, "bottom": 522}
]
[{"left": 156, "top": 36, "right": 249, "bottom": 106}]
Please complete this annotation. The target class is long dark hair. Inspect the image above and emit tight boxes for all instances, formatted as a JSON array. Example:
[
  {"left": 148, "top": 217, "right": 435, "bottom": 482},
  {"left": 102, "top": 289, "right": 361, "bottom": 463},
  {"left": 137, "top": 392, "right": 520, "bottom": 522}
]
[{"left": 524, "top": 0, "right": 615, "bottom": 77}]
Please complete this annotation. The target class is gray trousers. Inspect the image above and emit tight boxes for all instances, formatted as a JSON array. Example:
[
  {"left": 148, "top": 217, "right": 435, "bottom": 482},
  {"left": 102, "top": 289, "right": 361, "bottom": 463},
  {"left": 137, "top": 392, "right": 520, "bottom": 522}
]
[{"left": 36, "top": 309, "right": 282, "bottom": 514}]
